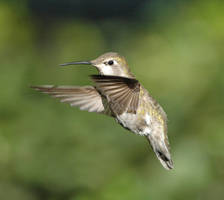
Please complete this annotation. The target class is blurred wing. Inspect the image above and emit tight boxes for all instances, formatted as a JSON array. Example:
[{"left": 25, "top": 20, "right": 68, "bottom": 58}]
[
  {"left": 31, "top": 85, "right": 105, "bottom": 113},
  {"left": 91, "top": 75, "right": 140, "bottom": 115}
]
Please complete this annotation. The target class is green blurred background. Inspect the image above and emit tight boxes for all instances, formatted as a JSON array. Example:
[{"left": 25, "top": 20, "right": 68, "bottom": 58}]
[{"left": 0, "top": 0, "right": 224, "bottom": 199}]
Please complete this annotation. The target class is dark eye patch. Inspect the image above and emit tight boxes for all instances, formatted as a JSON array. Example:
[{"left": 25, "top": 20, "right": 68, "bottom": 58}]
[{"left": 108, "top": 60, "right": 114, "bottom": 65}]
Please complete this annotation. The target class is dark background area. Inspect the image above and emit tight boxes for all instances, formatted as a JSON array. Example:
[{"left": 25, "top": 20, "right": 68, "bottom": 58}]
[{"left": 0, "top": 0, "right": 224, "bottom": 199}]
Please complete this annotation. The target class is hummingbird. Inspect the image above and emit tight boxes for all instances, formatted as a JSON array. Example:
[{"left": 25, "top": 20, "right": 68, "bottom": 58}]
[{"left": 32, "top": 52, "right": 173, "bottom": 170}]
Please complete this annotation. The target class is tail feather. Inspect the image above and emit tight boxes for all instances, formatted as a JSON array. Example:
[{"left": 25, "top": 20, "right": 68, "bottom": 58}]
[{"left": 146, "top": 134, "right": 173, "bottom": 170}]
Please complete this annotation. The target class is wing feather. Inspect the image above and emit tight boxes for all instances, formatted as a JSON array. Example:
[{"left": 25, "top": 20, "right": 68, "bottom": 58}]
[
  {"left": 31, "top": 85, "right": 105, "bottom": 113},
  {"left": 91, "top": 75, "right": 140, "bottom": 115}
]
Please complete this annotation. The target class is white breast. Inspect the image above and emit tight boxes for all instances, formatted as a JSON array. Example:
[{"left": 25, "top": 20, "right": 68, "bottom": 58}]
[
  {"left": 117, "top": 113, "right": 138, "bottom": 131},
  {"left": 117, "top": 112, "right": 152, "bottom": 136}
]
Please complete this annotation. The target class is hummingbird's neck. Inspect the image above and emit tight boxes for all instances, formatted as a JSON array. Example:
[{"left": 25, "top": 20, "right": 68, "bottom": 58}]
[{"left": 98, "top": 65, "right": 135, "bottom": 78}]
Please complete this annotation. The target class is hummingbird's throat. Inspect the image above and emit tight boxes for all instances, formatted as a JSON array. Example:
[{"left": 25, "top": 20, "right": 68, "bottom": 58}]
[
  {"left": 98, "top": 64, "right": 115, "bottom": 76},
  {"left": 96, "top": 64, "right": 132, "bottom": 78}
]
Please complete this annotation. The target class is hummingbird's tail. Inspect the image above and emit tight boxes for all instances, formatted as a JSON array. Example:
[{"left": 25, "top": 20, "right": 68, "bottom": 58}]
[{"left": 145, "top": 134, "right": 173, "bottom": 170}]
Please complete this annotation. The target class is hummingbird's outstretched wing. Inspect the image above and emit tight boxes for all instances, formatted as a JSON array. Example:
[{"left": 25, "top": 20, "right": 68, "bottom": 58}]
[
  {"left": 91, "top": 75, "right": 140, "bottom": 115},
  {"left": 31, "top": 85, "right": 105, "bottom": 113}
]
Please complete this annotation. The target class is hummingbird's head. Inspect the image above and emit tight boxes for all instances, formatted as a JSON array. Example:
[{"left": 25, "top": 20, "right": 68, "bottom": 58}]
[
  {"left": 90, "top": 52, "right": 134, "bottom": 77},
  {"left": 60, "top": 52, "right": 134, "bottom": 78}
]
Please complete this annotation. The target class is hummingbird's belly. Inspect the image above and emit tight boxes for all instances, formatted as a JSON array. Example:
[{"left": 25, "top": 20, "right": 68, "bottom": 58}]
[{"left": 116, "top": 112, "right": 152, "bottom": 136}]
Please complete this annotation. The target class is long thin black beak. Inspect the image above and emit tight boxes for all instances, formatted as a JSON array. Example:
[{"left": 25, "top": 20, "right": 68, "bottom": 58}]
[{"left": 60, "top": 61, "right": 91, "bottom": 66}]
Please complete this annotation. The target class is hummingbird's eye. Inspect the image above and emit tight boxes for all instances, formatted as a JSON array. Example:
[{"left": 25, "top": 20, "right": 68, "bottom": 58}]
[{"left": 108, "top": 60, "right": 114, "bottom": 65}]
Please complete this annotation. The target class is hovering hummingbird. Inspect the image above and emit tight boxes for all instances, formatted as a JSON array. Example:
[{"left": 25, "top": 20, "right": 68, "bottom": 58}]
[{"left": 32, "top": 52, "right": 173, "bottom": 170}]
